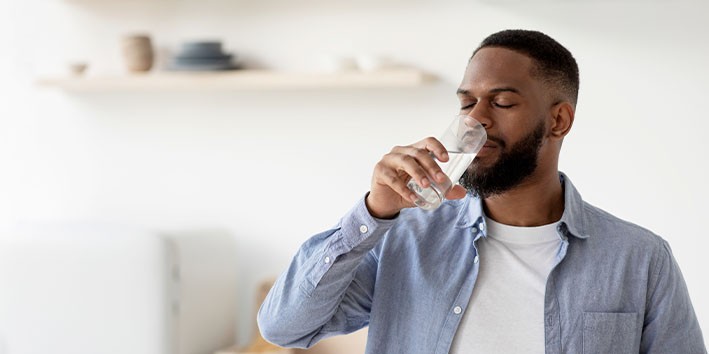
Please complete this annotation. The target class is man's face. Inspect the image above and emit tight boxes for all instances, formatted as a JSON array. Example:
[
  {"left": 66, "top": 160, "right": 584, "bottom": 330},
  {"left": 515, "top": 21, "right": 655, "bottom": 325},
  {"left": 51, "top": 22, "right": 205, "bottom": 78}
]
[{"left": 456, "top": 47, "right": 553, "bottom": 198}]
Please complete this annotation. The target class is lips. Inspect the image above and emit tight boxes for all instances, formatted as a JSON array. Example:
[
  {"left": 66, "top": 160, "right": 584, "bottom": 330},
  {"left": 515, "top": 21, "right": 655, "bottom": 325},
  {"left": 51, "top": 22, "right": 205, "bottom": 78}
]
[
  {"left": 477, "top": 142, "right": 498, "bottom": 157},
  {"left": 480, "top": 141, "right": 499, "bottom": 150},
  {"left": 477, "top": 135, "right": 503, "bottom": 157},
  {"left": 481, "top": 135, "right": 504, "bottom": 150}
]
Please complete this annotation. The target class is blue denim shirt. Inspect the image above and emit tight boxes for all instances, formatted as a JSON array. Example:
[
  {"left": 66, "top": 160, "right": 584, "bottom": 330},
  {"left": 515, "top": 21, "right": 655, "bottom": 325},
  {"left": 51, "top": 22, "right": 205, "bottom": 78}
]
[{"left": 258, "top": 173, "right": 706, "bottom": 353}]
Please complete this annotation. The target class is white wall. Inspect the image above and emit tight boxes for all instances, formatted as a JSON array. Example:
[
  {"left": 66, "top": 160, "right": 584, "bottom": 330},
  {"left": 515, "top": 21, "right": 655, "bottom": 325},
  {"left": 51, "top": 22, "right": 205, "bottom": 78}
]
[{"left": 1, "top": 0, "right": 708, "bottom": 352}]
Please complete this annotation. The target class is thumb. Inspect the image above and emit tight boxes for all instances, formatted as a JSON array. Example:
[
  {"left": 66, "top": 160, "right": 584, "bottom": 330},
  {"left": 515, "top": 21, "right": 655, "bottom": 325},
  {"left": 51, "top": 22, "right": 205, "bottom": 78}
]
[{"left": 445, "top": 184, "right": 467, "bottom": 200}]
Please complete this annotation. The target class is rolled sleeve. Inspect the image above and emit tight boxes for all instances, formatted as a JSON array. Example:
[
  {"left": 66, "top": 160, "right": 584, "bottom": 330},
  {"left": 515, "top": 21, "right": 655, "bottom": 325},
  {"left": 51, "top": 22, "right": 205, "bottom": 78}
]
[
  {"left": 259, "top": 194, "right": 399, "bottom": 348},
  {"left": 301, "top": 194, "right": 398, "bottom": 295}
]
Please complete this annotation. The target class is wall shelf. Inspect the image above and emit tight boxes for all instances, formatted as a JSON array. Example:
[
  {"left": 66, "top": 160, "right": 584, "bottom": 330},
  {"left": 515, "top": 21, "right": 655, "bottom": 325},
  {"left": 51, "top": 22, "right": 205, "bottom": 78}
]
[{"left": 36, "top": 69, "right": 436, "bottom": 92}]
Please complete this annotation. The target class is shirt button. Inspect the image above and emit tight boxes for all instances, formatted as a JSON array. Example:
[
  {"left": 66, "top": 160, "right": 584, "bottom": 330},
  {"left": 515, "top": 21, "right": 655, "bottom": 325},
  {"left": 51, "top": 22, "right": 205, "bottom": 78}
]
[
  {"left": 453, "top": 306, "right": 462, "bottom": 315},
  {"left": 359, "top": 225, "right": 368, "bottom": 234},
  {"left": 471, "top": 227, "right": 478, "bottom": 233},
  {"left": 479, "top": 223, "right": 485, "bottom": 231},
  {"left": 324, "top": 256, "right": 331, "bottom": 264},
  {"left": 557, "top": 223, "right": 567, "bottom": 233},
  {"left": 474, "top": 255, "right": 479, "bottom": 264}
]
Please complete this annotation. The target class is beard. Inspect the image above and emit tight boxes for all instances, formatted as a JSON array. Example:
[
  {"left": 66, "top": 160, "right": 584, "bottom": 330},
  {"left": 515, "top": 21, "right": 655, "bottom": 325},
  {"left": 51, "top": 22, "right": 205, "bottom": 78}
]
[{"left": 459, "top": 120, "right": 545, "bottom": 199}]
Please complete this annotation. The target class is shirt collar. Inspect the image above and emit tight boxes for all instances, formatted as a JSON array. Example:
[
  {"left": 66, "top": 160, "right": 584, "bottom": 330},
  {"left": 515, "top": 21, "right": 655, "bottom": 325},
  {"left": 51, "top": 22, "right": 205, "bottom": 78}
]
[{"left": 455, "top": 171, "right": 590, "bottom": 240}]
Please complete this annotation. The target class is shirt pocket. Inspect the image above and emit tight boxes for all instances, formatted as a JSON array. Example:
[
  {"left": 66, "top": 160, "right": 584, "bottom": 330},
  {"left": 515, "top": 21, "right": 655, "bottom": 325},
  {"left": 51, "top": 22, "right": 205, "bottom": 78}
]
[{"left": 583, "top": 312, "right": 638, "bottom": 354}]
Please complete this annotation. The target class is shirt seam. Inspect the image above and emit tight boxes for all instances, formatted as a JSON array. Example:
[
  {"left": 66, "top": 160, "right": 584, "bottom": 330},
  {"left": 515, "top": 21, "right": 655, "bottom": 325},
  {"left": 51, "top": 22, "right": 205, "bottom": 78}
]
[{"left": 645, "top": 238, "right": 668, "bottom": 310}]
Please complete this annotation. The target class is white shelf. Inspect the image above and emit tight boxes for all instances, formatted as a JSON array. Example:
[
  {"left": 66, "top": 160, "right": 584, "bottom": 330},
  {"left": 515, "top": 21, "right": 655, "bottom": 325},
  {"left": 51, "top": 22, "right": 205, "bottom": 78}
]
[{"left": 36, "top": 69, "right": 435, "bottom": 92}]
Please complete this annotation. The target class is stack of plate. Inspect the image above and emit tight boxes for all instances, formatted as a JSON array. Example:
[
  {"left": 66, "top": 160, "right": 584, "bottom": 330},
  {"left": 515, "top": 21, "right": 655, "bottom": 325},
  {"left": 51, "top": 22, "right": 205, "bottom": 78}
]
[{"left": 170, "top": 41, "right": 236, "bottom": 71}]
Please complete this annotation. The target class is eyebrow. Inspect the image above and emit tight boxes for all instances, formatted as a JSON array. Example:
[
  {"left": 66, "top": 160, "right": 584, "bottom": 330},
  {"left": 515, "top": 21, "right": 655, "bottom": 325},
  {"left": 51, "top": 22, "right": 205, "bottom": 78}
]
[{"left": 456, "top": 87, "right": 521, "bottom": 96}]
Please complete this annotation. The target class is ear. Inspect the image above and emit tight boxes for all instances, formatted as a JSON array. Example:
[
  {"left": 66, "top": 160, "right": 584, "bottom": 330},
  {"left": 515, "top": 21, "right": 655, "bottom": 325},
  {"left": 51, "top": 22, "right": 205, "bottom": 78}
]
[{"left": 549, "top": 102, "right": 575, "bottom": 140}]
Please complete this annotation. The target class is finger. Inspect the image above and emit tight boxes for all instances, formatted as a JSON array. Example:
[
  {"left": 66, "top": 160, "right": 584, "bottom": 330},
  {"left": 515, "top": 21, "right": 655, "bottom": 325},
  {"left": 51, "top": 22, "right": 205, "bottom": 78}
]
[
  {"left": 380, "top": 152, "right": 432, "bottom": 189},
  {"left": 413, "top": 137, "right": 449, "bottom": 162},
  {"left": 411, "top": 138, "right": 450, "bottom": 184},
  {"left": 375, "top": 165, "right": 419, "bottom": 204},
  {"left": 392, "top": 146, "right": 446, "bottom": 185}
]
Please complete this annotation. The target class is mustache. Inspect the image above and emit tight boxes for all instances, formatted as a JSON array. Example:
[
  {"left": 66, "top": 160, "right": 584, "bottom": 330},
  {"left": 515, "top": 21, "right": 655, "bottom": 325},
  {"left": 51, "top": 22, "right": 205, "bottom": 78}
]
[{"left": 460, "top": 131, "right": 505, "bottom": 149}]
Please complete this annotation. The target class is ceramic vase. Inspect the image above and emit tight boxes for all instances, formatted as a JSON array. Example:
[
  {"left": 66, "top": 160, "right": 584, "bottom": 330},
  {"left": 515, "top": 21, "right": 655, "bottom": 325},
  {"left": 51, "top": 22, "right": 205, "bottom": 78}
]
[{"left": 122, "top": 35, "right": 154, "bottom": 72}]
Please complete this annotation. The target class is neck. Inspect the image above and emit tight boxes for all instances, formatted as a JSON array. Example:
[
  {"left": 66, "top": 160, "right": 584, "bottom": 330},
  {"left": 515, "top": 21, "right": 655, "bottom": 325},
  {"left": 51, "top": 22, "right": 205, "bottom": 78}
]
[{"left": 482, "top": 170, "right": 564, "bottom": 227}]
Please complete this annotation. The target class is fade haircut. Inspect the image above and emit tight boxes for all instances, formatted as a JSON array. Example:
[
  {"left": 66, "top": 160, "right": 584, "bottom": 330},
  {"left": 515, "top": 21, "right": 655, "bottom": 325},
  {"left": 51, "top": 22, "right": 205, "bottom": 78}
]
[{"left": 472, "top": 29, "right": 580, "bottom": 105}]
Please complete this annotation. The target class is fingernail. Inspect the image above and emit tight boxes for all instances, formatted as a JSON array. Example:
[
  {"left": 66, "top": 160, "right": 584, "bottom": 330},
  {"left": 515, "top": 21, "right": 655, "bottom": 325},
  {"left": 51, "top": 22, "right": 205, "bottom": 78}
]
[
  {"left": 442, "top": 151, "right": 448, "bottom": 159},
  {"left": 421, "top": 177, "right": 429, "bottom": 187},
  {"left": 437, "top": 172, "right": 447, "bottom": 182},
  {"left": 409, "top": 193, "right": 419, "bottom": 203}
]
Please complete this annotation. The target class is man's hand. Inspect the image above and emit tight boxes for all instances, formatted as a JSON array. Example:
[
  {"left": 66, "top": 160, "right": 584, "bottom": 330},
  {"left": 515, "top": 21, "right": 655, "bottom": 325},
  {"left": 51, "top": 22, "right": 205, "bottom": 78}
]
[{"left": 365, "top": 137, "right": 468, "bottom": 219}]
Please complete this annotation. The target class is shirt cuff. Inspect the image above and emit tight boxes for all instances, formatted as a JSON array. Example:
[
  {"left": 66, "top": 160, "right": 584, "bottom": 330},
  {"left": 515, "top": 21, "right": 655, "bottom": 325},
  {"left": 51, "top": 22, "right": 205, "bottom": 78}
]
[{"left": 338, "top": 193, "right": 399, "bottom": 250}]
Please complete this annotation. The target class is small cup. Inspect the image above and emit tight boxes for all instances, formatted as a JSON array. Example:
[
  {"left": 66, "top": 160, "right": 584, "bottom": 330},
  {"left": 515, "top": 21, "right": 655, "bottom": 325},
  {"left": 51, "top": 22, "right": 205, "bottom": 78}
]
[
  {"left": 406, "top": 115, "right": 487, "bottom": 210},
  {"left": 68, "top": 62, "right": 88, "bottom": 76}
]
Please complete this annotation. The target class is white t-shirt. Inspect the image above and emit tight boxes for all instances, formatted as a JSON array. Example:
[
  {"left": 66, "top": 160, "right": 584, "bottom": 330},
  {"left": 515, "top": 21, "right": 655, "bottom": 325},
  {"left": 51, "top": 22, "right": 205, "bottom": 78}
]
[{"left": 449, "top": 216, "right": 561, "bottom": 354}]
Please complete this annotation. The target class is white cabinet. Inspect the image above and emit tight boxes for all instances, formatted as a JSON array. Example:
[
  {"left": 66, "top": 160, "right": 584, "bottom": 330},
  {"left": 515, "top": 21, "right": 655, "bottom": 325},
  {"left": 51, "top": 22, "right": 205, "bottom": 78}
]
[{"left": 0, "top": 223, "right": 238, "bottom": 354}]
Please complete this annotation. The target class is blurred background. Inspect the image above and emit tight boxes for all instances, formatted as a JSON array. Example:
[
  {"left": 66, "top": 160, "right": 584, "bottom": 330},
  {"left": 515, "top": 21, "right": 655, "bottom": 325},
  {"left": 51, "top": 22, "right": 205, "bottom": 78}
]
[{"left": 0, "top": 0, "right": 707, "bottom": 353}]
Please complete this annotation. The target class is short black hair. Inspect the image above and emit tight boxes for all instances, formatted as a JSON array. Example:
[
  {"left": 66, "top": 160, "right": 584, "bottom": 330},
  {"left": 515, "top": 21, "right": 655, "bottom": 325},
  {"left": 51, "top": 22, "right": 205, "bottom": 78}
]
[{"left": 472, "top": 29, "right": 580, "bottom": 105}]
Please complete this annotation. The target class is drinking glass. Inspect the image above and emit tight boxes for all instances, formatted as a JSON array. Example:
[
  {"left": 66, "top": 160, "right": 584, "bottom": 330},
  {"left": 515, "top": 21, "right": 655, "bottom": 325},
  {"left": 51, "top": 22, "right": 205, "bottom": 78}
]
[{"left": 406, "top": 115, "right": 487, "bottom": 210}]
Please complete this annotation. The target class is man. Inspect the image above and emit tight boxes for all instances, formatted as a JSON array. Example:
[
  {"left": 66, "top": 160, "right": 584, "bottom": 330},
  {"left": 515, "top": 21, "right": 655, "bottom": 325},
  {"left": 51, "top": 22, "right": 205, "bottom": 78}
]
[{"left": 257, "top": 30, "right": 706, "bottom": 353}]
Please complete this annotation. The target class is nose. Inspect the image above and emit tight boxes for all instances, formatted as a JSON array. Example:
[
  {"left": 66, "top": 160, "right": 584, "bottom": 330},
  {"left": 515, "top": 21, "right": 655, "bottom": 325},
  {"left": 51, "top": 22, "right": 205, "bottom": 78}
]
[{"left": 466, "top": 104, "right": 492, "bottom": 129}]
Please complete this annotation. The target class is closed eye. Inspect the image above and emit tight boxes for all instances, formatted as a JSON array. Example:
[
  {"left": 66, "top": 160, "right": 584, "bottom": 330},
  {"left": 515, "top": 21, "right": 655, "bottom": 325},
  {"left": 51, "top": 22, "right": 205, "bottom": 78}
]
[{"left": 493, "top": 102, "right": 515, "bottom": 108}]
